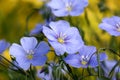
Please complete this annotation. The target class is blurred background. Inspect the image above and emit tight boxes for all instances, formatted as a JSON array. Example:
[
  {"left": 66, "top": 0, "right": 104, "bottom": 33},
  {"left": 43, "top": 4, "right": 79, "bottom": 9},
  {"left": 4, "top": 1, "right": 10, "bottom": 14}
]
[{"left": 0, "top": 0, "right": 120, "bottom": 80}]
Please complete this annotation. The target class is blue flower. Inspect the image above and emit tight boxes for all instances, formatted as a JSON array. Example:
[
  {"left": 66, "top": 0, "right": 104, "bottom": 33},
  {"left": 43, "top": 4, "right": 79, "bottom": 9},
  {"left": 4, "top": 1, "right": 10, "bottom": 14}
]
[
  {"left": 101, "top": 60, "right": 120, "bottom": 80},
  {"left": 29, "top": 24, "right": 43, "bottom": 36},
  {"left": 99, "top": 16, "right": 120, "bottom": 36},
  {"left": 64, "top": 46, "right": 107, "bottom": 68},
  {"left": 37, "top": 66, "right": 52, "bottom": 80},
  {"left": 0, "top": 40, "right": 10, "bottom": 54},
  {"left": 47, "top": 0, "right": 88, "bottom": 17},
  {"left": 43, "top": 20, "right": 84, "bottom": 55},
  {"left": 9, "top": 37, "right": 50, "bottom": 70}
]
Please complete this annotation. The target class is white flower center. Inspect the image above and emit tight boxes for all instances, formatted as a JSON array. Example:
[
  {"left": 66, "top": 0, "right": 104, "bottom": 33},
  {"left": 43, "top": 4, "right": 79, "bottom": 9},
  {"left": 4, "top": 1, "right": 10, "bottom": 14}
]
[
  {"left": 57, "top": 32, "right": 66, "bottom": 44},
  {"left": 66, "top": 2, "right": 72, "bottom": 12},
  {"left": 26, "top": 50, "right": 34, "bottom": 60},
  {"left": 81, "top": 55, "right": 89, "bottom": 65},
  {"left": 115, "top": 22, "right": 120, "bottom": 32}
]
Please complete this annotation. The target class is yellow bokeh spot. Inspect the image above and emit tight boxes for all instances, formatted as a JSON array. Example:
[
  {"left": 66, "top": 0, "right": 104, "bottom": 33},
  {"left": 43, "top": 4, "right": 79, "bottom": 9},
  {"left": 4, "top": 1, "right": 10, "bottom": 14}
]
[{"left": 58, "top": 38, "right": 64, "bottom": 44}]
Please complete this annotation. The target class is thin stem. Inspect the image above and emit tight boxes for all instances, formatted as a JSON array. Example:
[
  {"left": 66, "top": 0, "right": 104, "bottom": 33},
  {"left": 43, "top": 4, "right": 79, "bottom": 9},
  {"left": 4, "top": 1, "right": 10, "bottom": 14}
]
[
  {"left": 29, "top": 65, "right": 35, "bottom": 80},
  {"left": 97, "top": 49, "right": 101, "bottom": 78}
]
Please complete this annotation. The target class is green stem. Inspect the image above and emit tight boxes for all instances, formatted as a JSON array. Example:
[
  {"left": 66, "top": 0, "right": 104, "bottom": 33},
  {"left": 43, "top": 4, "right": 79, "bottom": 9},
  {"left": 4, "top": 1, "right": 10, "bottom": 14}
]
[{"left": 29, "top": 65, "right": 35, "bottom": 80}]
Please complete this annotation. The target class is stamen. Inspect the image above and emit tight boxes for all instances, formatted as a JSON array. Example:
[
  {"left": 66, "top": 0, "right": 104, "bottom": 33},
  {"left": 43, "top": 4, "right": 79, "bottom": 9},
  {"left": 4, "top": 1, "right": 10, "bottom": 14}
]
[
  {"left": 26, "top": 50, "right": 34, "bottom": 60},
  {"left": 81, "top": 55, "right": 89, "bottom": 65},
  {"left": 66, "top": 2, "right": 72, "bottom": 12},
  {"left": 115, "top": 22, "right": 120, "bottom": 32},
  {"left": 58, "top": 37, "right": 64, "bottom": 44}
]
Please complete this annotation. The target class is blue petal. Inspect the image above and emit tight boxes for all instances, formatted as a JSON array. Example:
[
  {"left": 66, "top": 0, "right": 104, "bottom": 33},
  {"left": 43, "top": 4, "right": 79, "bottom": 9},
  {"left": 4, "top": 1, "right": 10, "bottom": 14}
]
[
  {"left": 89, "top": 53, "right": 107, "bottom": 68},
  {"left": 70, "top": 0, "right": 88, "bottom": 16},
  {"left": 70, "top": 8, "right": 84, "bottom": 16},
  {"left": 47, "top": 0, "right": 65, "bottom": 9},
  {"left": 32, "top": 55, "right": 47, "bottom": 66},
  {"left": 20, "top": 37, "right": 38, "bottom": 51},
  {"left": 65, "top": 39, "right": 84, "bottom": 54},
  {"left": 0, "top": 40, "right": 10, "bottom": 53},
  {"left": 112, "top": 16, "right": 120, "bottom": 23},
  {"left": 52, "top": 9, "right": 69, "bottom": 17},
  {"left": 29, "top": 24, "right": 43, "bottom": 36},
  {"left": 64, "top": 54, "right": 81, "bottom": 68},
  {"left": 89, "top": 54, "right": 98, "bottom": 68},
  {"left": 99, "top": 53, "right": 107, "bottom": 61},
  {"left": 16, "top": 57, "right": 30, "bottom": 70},
  {"left": 99, "top": 23, "right": 120, "bottom": 36},
  {"left": 79, "top": 46, "right": 96, "bottom": 57},
  {"left": 34, "top": 41, "right": 50, "bottom": 55},
  {"left": 43, "top": 26, "right": 57, "bottom": 41},
  {"left": 49, "top": 20, "right": 70, "bottom": 34},
  {"left": 49, "top": 41, "right": 66, "bottom": 55},
  {"left": 9, "top": 43, "right": 26, "bottom": 57},
  {"left": 64, "top": 27, "right": 84, "bottom": 44}
]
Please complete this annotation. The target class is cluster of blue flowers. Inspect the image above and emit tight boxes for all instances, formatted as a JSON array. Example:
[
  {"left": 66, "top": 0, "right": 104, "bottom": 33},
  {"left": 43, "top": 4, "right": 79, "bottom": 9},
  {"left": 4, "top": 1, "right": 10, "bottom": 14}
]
[{"left": 0, "top": 0, "right": 120, "bottom": 80}]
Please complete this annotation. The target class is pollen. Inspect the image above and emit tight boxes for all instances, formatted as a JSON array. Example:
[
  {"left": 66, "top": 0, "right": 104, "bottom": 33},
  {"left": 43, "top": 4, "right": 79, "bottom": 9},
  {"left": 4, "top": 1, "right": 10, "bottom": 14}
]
[
  {"left": 66, "top": 6, "right": 72, "bottom": 12},
  {"left": 81, "top": 61, "right": 87, "bottom": 65},
  {"left": 27, "top": 54, "right": 33, "bottom": 60},
  {"left": 58, "top": 37, "right": 64, "bottom": 44},
  {"left": 66, "top": 3, "right": 72, "bottom": 12},
  {"left": 81, "top": 55, "right": 88, "bottom": 65},
  {"left": 26, "top": 50, "right": 34, "bottom": 60}
]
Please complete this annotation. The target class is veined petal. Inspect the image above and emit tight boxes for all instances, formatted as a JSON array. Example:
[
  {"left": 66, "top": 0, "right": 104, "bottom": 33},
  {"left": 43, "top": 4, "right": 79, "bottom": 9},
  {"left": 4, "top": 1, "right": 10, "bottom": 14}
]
[
  {"left": 89, "top": 54, "right": 98, "bottom": 68},
  {"left": 65, "top": 27, "right": 82, "bottom": 39},
  {"left": 9, "top": 43, "right": 26, "bottom": 57},
  {"left": 65, "top": 39, "right": 84, "bottom": 54},
  {"left": 52, "top": 9, "right": 69, "bottom": 17},
  {"left": 43, "top": 26, "right": 57, "bottom": 41},
  {"left": 72, "top": 0, "right": 88, "bottom": 8},
  {"left": 20, "top": 37, "right": 38, "bottom": 51},
  {"left": 16, "top": 57, "right": 30, "bottom": 70},
  {"left": 49, "top": 41, "right": 66, "bottom": 55},
  {"left": 70, "top": 8, "right": 84, "bottom": 16},
  {"left": 49, "top": 20, "right": 70, "bottom": 34},
  {"left": 99, "top": 23, "right": 115, "bottom": 31},
  {"left": 32, "top": 55, "right": 47, "bottom": 66},
  {"left": 79, "top": 46, "right": 96, "bottom": 56},
  {"left": 64, "top": 54, "right": 81, "bottom": 68},
  {"left": 47, "top": 0, "right": 65, "bottom": 9},
  {"left": 99, "top": 23, "right": 120, "bottom": 36},
  {"left": 102, "top": 18, "right": 116, "bottom": 26},
  {"left": 35, "top": 41, "right": 50, "bottom": 55}
]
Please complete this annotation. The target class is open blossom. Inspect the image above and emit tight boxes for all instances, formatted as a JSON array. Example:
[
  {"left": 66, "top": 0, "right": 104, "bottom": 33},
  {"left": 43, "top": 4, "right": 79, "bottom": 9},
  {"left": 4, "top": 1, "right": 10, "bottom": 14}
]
[
  {"left": 101, "top": 60, "right": 120, "bottom": 80},
  {"left": 0, "top": 40, "right": 10, "bottom": 54},
  {"left": 64, "top": 46, "right": 107, "bottom": 68},
  {"left": 99, "top": 16, "right": 120, "bottom": 36},
  {"left": 9, "top": 37, "right": 50, "bottom": 70},
  {"left": 47, "top": 0, "right": 88, "bottom": 17},
  {"left": 43, "top": 20, "right": 84, "bottom": 55}
]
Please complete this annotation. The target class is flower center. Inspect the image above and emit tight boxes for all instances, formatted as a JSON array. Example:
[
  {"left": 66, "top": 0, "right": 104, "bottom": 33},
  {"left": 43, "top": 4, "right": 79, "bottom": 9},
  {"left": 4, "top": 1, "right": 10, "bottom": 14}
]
[
  {"left": 81, "top": 55, "right": 89, "bottom": 65},
  {"left": 115, "top": 22, "right": 120, "bottom": 32},
  {"left": 58, "top": 37, "right": 64, "bottom": 44},
  {"left": 66, "top": 3, "right": 72, "bottom": 12},
  {"left": 26, "top": 50, "right": 34, "bottom": 60}
]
